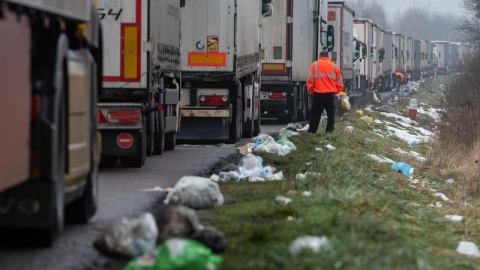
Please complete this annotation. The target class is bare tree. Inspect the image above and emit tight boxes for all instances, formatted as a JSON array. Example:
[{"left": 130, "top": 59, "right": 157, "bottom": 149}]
[
  {"left": 458, "top": 0, "right": 480, "bottom": 43},
  {"left": 345, "top": 0, "right": 389, "bottom": 29}
]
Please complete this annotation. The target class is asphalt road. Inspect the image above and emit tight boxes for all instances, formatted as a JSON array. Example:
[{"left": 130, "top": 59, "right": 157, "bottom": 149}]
[{"left": 0, "top": 122, "right": 284, "bottom": 270}]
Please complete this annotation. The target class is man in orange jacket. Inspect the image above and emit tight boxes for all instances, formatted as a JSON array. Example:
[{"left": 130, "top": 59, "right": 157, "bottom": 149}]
[
  {"left": 395, "top": 71, "right": 404, "bottom": 91},
  {"left": 306, "top": 51, "right": 344, "bottom": 133}
]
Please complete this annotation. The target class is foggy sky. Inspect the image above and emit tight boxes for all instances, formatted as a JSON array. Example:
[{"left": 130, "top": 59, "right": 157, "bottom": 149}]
[{"left": 383, "top": 0, "right": 463, "bottom": 20}]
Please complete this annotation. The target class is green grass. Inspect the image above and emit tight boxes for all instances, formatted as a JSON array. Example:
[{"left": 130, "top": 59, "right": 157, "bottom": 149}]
[{"left": 206, "top": 78, "right": 480, "bottom": 270}]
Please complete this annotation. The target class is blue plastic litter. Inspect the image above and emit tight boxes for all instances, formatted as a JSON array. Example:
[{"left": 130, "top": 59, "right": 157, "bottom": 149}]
[{"left": 392, "top": 162, "right": 414, "bottom": 179}]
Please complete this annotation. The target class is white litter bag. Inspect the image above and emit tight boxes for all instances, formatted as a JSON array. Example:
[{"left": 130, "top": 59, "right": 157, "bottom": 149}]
[{"left": 164, "top": 176, "right": 224, "bottom": 209}]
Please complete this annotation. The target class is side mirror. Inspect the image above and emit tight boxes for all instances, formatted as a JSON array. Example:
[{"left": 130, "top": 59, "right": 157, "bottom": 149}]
[
  {"left": 262, "top": 4, "right": 273, "bottom": 17},
  {"left": 353, "top": 38, "right": 360, "bottom": 62},
  {"left": 378, "top": 48, "right": 385, "bottom": 63},
  {"left": 327, "top": 25, "right": 335, "bottom": 52}
]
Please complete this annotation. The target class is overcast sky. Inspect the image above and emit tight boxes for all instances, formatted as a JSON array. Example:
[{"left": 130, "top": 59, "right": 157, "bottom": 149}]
[{"left": 383, "top": 0, "right": 464, "bottom": 20}]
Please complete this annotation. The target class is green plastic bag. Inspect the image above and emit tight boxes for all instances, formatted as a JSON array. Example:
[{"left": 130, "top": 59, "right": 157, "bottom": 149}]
[
  {"left": 124, "top": 238, "right": 223, "bottom": 270},
  {"left": 276, "top": 139, "right": 297, "bottom": 151},
  {"left": 278, "top": 129, "right": 299, "bottom": 139}
]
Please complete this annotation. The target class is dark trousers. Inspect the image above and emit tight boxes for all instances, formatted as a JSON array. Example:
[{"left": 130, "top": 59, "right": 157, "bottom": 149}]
[{"left": 308, "top": 92, "right": 336, "bottom": 133}]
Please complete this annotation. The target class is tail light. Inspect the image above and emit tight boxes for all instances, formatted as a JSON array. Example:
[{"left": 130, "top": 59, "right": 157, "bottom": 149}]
[
  {"left": 98, "top": 109, "right": 141, "bottom": 124},
  {"left": 199, "top": 95, "right": 229, "bottom": 106},
  {"left": 268, "top": 92, "right": 287, "bottom": 99},
  {"left": 30, "top": 94, "right": 41, "bottom": 178}
]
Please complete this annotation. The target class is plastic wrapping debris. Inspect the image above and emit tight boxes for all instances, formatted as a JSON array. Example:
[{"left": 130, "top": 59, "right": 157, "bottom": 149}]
[
  {"left": 365, "top": 138, "right": 373, "bottom": 143},
  {"left": 392, "top": 162, "right": 414, "bottom": 179},
  {"left": 456, "top": 241, "right": 480, "bottom": 257},
  {"left": 315, "top": 147, "right": 323, "bottom": 152},
  {"left": 295, "top": 172, "right": 321, "bottom": 180},
  {"left": 445, "top": 215, "right": 463, "bottom": 222},
  {"left": 359, "top": 116, "right": 374, "bottom": 125},
  {"left": 325, "top": 144, "right": 336, "bottom": 150},
  {"left": 276, "top": 139, "right": 297, "bottom": 151},
  {"left": 289, "top": 236, "right": 331, "bottom": 255},
  {"left": 253, "top": 134, "right": 275, "bottom": 144},
  {"left": 297, "top": 124, "right": 309, "bottom": 133},
  {"left": 164, "top": 176, "right": 224, "bottom": 209},
  {"left": 278, "top": 129, "right": 300, "bottom": 139},
  {"left": 344, "top": 126, "right": 355, "bottom": 132},
  {"left": 124, "top": 238, "right": 223, "bottom": 270},
  {"left": 94, "top": 212, "right": 158, "bottom": 259},
  {"left": 302, "top": 191, "right": 312, "bottom": 197},
  {"left": 254, "top": 140, "right": 293, "bottom": 156},
  {"left": 275, "top": 196, "right": 292, "bottom": 205},
  {"left": 340, "top": 96, "right": 351, "bottom": 110},
  {"left": 433, "top": 192, "right": 451, "bottom": 202},
  {"left": 446, "top": 178, "right": 455, "bottom": 184},
  {"left": 239, "top": 154, "right": 263, "bottom": 170},
  {"left": 368, "top": 154, "right": 395, "bottom": 164}
]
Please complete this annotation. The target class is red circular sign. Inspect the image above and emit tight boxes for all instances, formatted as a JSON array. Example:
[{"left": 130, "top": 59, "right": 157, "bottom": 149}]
[{"left": 116, "top": 132, "right": 134, "bottom": 149}]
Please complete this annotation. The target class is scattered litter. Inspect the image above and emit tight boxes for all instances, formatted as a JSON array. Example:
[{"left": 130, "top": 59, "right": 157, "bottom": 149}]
[
  {"left": 365, "top": 138, "right": 373, "bottom": 143},
  {"left": 164, "top": 176, "right": 224, "bottom": 209},
  {"left": 325, "top": 144, "right": 336, "bottom": 150},
  {"left": 446, "top": 178, "right": 455, "bottom": 184},
  {"left": 344, "top": 126, "right": 355, "bottom": 132},
  {"left": 287, "top": 216, "right": 294, "bottom": 221},
  {"left": 302, "top": 191, "right": 312, "bottom": 197},
  {"left": 289, "top": 236, "right": 331, "bottom": 255},
  {"left": 298, "top": 124, "right": 309, "bottom": 133},
  {"left": 287, "top": 190, "right": 298, "bottom": 196},
  {"left": 123, "top": 238, "right": 223, "bottom": 270},
  {"left": 355, "top": 110, "right": 363, "bottom": 117},
  {"left": 367, "top": 154, "right": 394, "bottom": 163},
  {"left": 359, "top": 116, "right": 374, "bottom": 125},
  {"left": 445, "top": 215, "right": 463, "bottom": 222},
  {"left": 239, "top": 154, "right": 263, "bottom": 170},
  {"left": 295, "top": 172, "right": 321, "bottom": 180},
  {"left": 275, "top": 196, "right": 292, "bottom": 205},
  {"left": 456, "top": 241, "right": 480, "bottom": 257},
  {"left": 278, "top": 129, "right": 300, "bottom": 139},
  {"left": 410, "top": 141, "right": 417, "bottom": 146},
  {"left": 411, "top": 179, "right": 420, "bottom": 184},
  {"left": 94, "top": 212, "right": 158, "bottom": 259},
  {"left": 391, "top": 162, "right": 414, "bottom": 179},
  {"left": 315, "top": 147, "right": 323, "bottom": 152},
  {"left": 140, "top": 186, "right": 170, "bottom": 193},
  {"left": 433, "top": 192, "right": 451, "bottom": 202},
  {"left": 306, "top": 162, "right": 312, "bottom": 166},
  {"left": 409, "top": 185, "right": 416, "bottom": 188}
]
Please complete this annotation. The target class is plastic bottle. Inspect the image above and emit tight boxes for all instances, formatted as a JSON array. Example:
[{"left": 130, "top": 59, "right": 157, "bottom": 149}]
[{"left": 275, "top": 196, "right": 292, "bottom": 205}]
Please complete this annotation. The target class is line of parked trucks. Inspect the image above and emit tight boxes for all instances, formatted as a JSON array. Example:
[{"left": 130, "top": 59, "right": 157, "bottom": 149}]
[{"left": 0, "top": 0, "right": 476, "bottom": 244}]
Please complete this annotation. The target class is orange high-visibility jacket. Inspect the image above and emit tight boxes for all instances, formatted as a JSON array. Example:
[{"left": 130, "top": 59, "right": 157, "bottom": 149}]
[
  {"left": 306, "top": 57, "right": 343, "bottom": 95},
  {"left": 395, "top": 72, "right": 404, "bottom": 81}
]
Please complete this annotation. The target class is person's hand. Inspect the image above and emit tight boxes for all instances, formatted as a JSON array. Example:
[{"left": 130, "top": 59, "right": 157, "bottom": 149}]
[{"left": 335, "top": 94, "right": 341, "bottom": 99}]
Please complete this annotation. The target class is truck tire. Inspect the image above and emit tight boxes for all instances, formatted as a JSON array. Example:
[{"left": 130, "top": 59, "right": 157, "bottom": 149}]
[
  {"left": 297, "top": 86, "right": 308, "bottom": 121},
  {"left": 153, "top": 110, "right": 165, "bottom": 155},
  {"left": 45, "top": 47, "right": 68, "bottom": 245},
  {"left": 165, "top": 132, "right": 176, "bottom": 150},
  {"left": 66, "top": 52, "right": 99, "bottom": 223}
]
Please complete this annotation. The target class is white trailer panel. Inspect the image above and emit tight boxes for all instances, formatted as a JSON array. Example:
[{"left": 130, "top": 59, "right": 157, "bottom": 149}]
[
  {"left": 5, "top": 0, "right": 91, "bottom": 21},
  {"left": 292, "top": 1, "right": 317, "bottom": 81}
]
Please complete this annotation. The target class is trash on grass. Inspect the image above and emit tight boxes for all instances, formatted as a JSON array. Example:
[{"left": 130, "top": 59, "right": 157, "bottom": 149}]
[
  {"left": 302, "top": 191, "right": 312, "bottom": 197},
  {"left": 275, "top": 196, "right": 292, "bottom": 205},
  {"left": 239, "top": 153, "right": 263, "bottom": 170},
  {"left": 392, "top": 162, "right": 414, "bottom": 179},
  {"left": 446, "top": 178, "right": 455, "bottom": 184},
  {"left": 123, "top": 238, "right": 223, "bottom": 270},
  {"left": 344, "top": 126, "right": 355, "bottom": 132},
  {"left": 94, "top": 212, "right": 158, "bottom": 259},
  {"left": 359, "top": 116, "right": 374, "bottom": 125},
  {"left": 367, "top": 154, "right": 394, "bottom": 164},
  {"left": 445, "top": 215, "right": 463, "bottom": 222},
  {"left": 289, "top": 236, "right": 331, "bottom": 255},
  {"left": 433, "top": 192, "right": 451, "bottom": 202},
  {"left": 325, "top": 144, "right": 336, "bottom": 150},
  {"left": 164, "top": 176, "right": 224, "bottom": 209},
  {"left": 295, "top": 172, "right": 321, "bottom": 180},
  {"left": 456, "top": 241, "right": 480, "bottom": 257}
]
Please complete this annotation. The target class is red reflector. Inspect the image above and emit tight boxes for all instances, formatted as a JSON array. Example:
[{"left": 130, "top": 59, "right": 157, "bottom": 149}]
[
  {"left": 108, "top": 110, "right": 140, "bottom": 124},
  {"left": 31, "top": 95, "right": 40, "bottom": 120},
  {"left": 268, "top": 92, "right": 287, "bottom": 99},
  {"left": 199, "top": 95, "right": 229, "bottom": 106},
  {"left": 98, "top": 109, "right": 108, "bottom": 124},
  {"left": 157, "top": 104, "right": 163, "bottom": 111}
]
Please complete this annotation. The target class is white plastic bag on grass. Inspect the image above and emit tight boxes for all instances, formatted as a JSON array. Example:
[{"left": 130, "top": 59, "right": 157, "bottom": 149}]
[{"left": 164, "top": 176, "right": 224, "bottom": 209}]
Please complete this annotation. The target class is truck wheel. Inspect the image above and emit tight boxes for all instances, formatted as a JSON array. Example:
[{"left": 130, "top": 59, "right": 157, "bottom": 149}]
[
  {"left": 297, "top": 88, "right": 308, "bottom": 121},
  {"left": 253, "top": 117, "right": 261, "bottom": 136},
  {"left": 242, "top": 119, "right": 254, "bottom": 138},
  {"left": 45, "top": 56, "right": 68, "bottom": 245},
  {"left": 153, "top": 110, "right": 165, "bottom": 155},
  {"left": 165, "top": 132, "right": 176, "bottom": 150}
]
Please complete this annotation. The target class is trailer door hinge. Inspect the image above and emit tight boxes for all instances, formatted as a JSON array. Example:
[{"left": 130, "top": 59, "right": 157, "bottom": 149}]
[
  {"left": 286, "top": 16, "right": 293, "bottom": 24},
  {"left": 285, "top": 60, "right": 292, "bottom": 67},
  {"left": 143, "top": 41, "right": 152, "bottom": 52}
]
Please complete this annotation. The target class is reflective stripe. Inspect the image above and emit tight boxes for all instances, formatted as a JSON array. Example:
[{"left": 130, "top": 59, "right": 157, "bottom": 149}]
[
  {"left": 336, "top": 80, "right": 343, "bottom": 84},
  {"left": 307, "top": 78, "right": 314, "bottom": 82},
  {"left": 315, "top": 74, "right": 336, "bottom": 78},
  {"left": 314, "top": 61, "right": 319, "bottom": 76},
  {"left": 331, "top": 65, "right": 336, "bottom": 76}
]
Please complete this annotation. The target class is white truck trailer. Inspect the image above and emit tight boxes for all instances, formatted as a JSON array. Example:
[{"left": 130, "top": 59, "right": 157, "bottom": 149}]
[
  {"left": 97, "top": 0, "right": 181, "bottom": 167},
  {"left": 432, "top": 41, "right": 449, "bottom": 75},
  {"left": 379, "top": 30, "right": 394, "bottom": 91},
  {"left": 259, "top": 0, "right": 330, "bottom": 123},
  {"left": 405, "top": 37, "right": 414, "bottom": 79},
  {"left": 178, "top": 0, "right": 264, "bottom": 141},
  {"left": 328, "top": 1, "right": 355, "bottom": 92},
  {"left": 354, "top": 19, "right": 374, "bottom": 91},
  {"left": 0, "top": 0, "right": 101, "bottom": 244}
]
